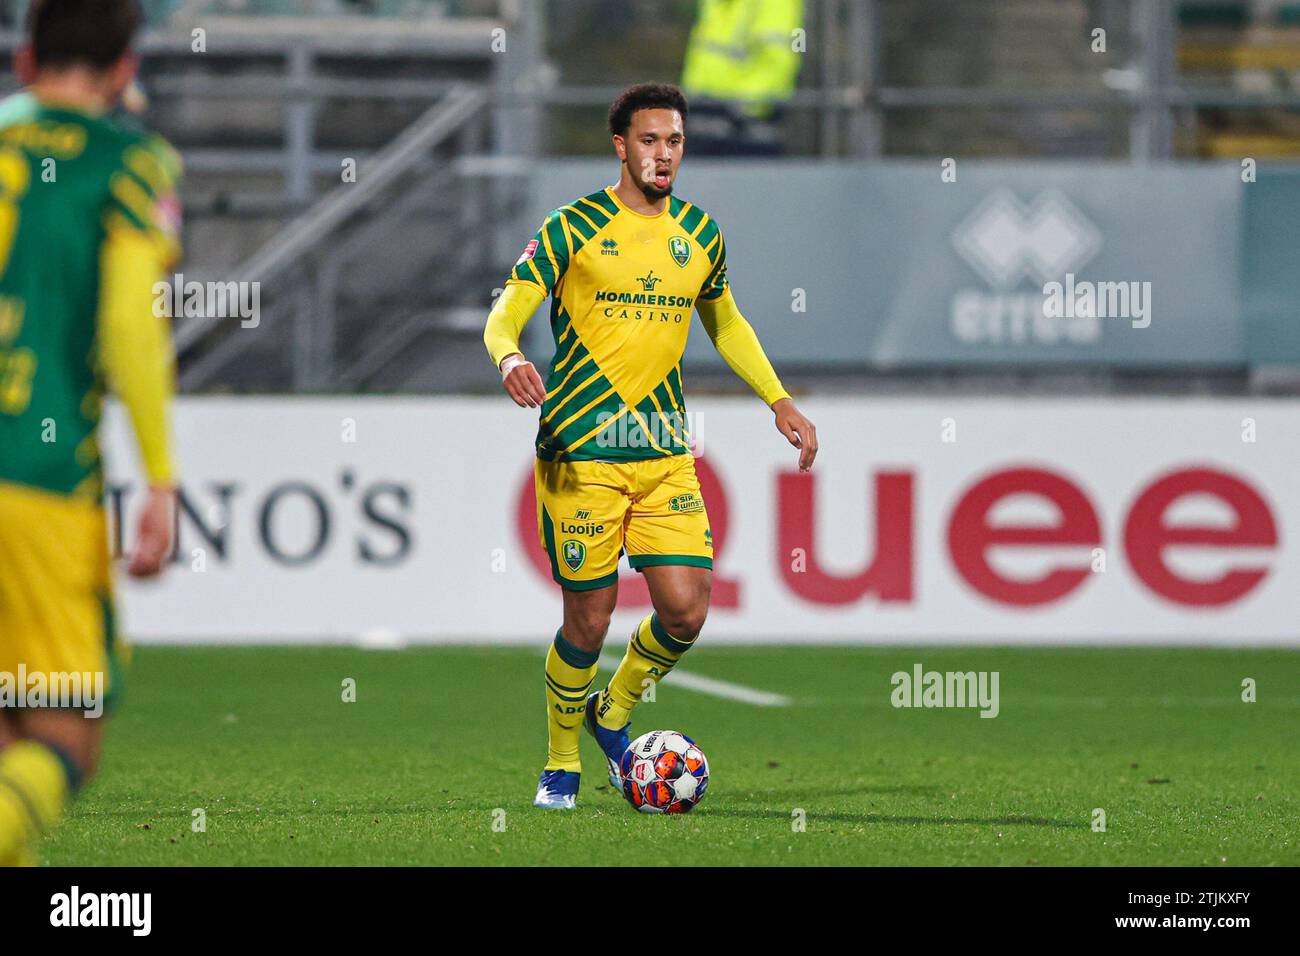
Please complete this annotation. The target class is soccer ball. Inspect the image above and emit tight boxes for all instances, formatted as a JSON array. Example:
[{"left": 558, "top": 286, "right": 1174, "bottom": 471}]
[{"left": 619, "top": 729, "right": 710, "bottom": 814}]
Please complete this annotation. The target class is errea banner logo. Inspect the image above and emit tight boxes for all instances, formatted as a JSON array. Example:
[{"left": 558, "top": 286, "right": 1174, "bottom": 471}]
[
  {"left": 50, "top": 886, "right": 151, "bottom": 936},
  {"left": 949, "top": 189, "right": 1106, "bottom": 346},
  {"left": 952, "top": 188, "right": 1100, "bottom": 289}
]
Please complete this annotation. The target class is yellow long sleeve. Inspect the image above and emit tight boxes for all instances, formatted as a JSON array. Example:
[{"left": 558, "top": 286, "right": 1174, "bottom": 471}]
[
  {"left": 484, "top": 282, "right": 546, "bottom": 369},
  {"left": 696, "top": 288, "right": 790, "bottom": 406},
  {"left": 97, "top": 231, "right": 177, "bottom": 486}
]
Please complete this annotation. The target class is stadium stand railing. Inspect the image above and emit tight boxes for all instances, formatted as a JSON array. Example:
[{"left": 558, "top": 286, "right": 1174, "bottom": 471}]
[{"left": 173, "top": 84, "right": 516, "bottom": 391}]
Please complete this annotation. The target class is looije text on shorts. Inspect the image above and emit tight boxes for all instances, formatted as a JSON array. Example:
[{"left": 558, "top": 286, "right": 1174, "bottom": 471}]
[
  {"left": 1042, "top": 272, "right": 1151, "bottom": 328},
  {"left": 152, "top": 273, "right": 260, "bottom": 328},
  {"left": 0, "top": 666, "right": 104, "bottom": 718},
  {"left": 891, "top": 663, "right": 999, "bottom": 718}
]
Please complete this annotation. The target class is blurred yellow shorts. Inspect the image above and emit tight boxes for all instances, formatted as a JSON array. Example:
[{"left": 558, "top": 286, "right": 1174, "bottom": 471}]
[
  {"left": 534, "top": 453, "right": 713, "bottom": 591},
  {"left": 0, "top": 480, "right": 123, "bottom": 707}
]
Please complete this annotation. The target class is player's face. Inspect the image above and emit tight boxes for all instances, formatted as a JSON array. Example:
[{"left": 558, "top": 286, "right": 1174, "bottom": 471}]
[{"left": 617, "top": 108, "right": 685, "bottom": 201}]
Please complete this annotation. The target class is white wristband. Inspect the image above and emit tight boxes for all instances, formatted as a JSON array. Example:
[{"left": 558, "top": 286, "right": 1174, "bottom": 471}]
[{"left": 500, "top": 354, "right": 528, "bottom": 378}]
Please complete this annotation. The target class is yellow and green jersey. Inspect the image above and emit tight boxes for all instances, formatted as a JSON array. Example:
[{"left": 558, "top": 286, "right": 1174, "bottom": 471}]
[
  {"left": 506, "top": 186, "right": 729, "bottom": 463},
  {"left": 0, "top": 93, "right": 181, "bottom": 499}
]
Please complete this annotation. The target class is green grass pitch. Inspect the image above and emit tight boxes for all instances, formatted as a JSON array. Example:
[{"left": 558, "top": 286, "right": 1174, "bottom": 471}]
[{"left": 41, "top": 644, "right": 1299, "bottom": 866}]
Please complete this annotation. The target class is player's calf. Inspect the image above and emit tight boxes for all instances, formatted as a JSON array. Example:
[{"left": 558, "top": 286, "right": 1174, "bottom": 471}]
[
  {"left": 0, "top": 711, "right": 97, "bottom": 867},
  {"left": 594, "top": 566, "right": 710, "bottom": 733},
  {"left": 596, "top": 611, "right": 699, "bottom": 735}
]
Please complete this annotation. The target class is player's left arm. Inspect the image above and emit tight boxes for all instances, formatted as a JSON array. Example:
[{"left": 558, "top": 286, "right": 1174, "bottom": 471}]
[
  {"left": 98, "top": 230, "right": 179, "bottom": 577},
  {"left": 98, "top": 136, "right": 184, "bottom": 576},
  {"left": 697, "top": 282, "right": 818, "bottom": 472}
]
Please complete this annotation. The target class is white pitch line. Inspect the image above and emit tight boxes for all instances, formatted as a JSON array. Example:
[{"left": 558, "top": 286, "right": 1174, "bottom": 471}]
[{"left": 598, "top": 654, "right": 791, "bottom": 707}]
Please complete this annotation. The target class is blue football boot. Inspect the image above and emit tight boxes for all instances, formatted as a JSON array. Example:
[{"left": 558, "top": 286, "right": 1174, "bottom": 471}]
[
  {"left": 533, "top": 769, "right": 580, "bottom": 810},
  {"left": 584, "top": 690, "right": 631, "bottom": 788}
]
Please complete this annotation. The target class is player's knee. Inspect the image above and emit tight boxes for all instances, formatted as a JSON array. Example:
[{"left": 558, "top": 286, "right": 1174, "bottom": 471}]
[
  {"left": 564, "top": 607, "right": 612, "bottom": 650},
  {"left": 659, "top": 604, "right": 708, "bottom": 642},
  {"left": 655, "top": 575, "right": 710, "bottom": 641}
]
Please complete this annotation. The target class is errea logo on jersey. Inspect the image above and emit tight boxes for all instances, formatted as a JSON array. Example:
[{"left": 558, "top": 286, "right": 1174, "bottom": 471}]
[{"left": 669, "top": 236, "right": 691, "bottom": 267}]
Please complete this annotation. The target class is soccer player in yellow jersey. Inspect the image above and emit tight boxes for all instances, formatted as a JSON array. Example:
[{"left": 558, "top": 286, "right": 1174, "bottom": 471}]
[
  {"left": 483, "top": 83, "right": 818, "bottom": 808},
  {"left": 0, "top": 0, "right": 180, "bottom": 863}
]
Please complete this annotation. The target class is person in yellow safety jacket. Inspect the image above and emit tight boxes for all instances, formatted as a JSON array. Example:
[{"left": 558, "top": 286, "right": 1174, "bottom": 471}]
[{"left": 681, "top": 0, "right": 803, "bottom": 156}]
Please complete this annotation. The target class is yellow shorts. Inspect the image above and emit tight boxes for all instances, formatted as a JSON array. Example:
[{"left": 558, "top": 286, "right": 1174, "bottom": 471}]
[
  {"left": 535, "top": 454, "right": 713, "bottom": 590},
  {"left": 0, "top": 480, "right": 123, "bottom": 708}
]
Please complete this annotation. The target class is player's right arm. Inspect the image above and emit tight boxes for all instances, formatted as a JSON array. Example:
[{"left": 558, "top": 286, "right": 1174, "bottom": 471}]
[
  {"left": 484, "top": 283, "right": 547, "bottom": 407},
  {"left": 98, "top": 136, "right": 183, "bottom": 577},
  {"left": 483, "top": 208, "right": 573, "bottom": 408}
]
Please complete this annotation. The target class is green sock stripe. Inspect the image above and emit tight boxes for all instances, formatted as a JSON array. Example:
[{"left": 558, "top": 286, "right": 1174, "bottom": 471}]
[
  {"left": 649, "top": 613, "right": 694, "bottom": 655},
  {"left": 553, "top": 630, "right": 599, "bottom": 669},
  {"left": 631, "top": 634, "right": 677, "bottom": 670},
  {"left": 0, "top": 772, "right": 49, "bottom": 835},
  {"left": 543, "top": 672, "right": 594, "bottom": 694},
  {"left": 545, "top": 675, "right": 594, "bottom": 702}
]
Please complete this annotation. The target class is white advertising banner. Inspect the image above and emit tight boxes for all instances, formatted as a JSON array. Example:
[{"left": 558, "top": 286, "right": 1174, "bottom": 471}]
[{"left": 105, "top": 397, "right": 1299, "bottom": 645}]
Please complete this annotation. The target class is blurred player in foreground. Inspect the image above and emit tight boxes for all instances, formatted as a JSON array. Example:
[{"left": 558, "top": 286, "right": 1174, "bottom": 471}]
[
  {"left": 0, "top": 0, "right": 181, "bottom": 864},
  {"left": 483, "top": 82, "right": 818, "bottom": 809}
]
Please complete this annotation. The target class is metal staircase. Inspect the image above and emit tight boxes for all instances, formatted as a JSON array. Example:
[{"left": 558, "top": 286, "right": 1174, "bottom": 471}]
[{"left": 174, "top": 85, "right": 526, "bottom": 393}]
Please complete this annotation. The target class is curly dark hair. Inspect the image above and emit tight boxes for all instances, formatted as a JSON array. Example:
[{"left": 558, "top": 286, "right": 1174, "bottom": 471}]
[{"left": 608, "top": 83, "right": 689, "bottom": 137}]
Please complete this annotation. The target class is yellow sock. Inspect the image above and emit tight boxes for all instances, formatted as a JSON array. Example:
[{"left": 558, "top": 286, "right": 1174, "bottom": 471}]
[
  {"left": 597, "top": 613, "right": 695, "bottom": 730},
  {"left": 1, "top": 843, "right": 39, "bottom": 867},
  {"left": 543, "top": 630, "right": 599, "bottom": 773},
  {"left": 0, "top": 740, "right": 74, "bottom": 867}
]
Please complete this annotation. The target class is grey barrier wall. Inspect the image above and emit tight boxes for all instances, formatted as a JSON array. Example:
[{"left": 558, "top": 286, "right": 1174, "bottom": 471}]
[
  {"left": 1242, "top": 169, "right": 1300, "bottom": 366},
  {"left": 520, "top": 160, "right": 1276, "bottom": 370}
]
